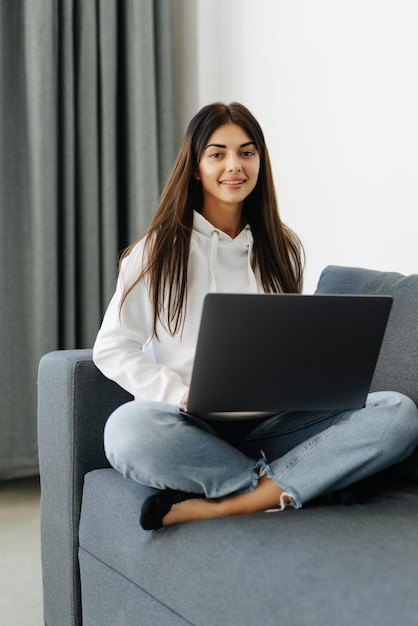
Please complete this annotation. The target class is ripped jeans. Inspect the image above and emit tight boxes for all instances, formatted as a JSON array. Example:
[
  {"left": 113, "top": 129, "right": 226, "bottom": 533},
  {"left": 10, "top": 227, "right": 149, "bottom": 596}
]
[{"left": 104, "top": 391, "right": 418, "bottom": 509}]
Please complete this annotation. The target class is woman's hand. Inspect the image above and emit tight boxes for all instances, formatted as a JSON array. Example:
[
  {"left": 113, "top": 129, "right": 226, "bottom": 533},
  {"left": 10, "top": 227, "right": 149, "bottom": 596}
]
[{"left": 181, "top": 389, "right": 189, "bottom": 406}]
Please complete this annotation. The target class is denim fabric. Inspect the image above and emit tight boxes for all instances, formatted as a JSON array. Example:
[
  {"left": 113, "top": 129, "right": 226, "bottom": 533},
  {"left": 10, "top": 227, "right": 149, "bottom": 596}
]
[{"left": 104, "top": 391, "right": 418, "bottom": 508}]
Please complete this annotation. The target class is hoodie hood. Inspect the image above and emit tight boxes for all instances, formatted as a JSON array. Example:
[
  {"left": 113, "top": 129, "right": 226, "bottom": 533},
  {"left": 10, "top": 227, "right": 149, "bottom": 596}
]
[{"left": 190, "top": 210, "right": 261, "bottom": 294}]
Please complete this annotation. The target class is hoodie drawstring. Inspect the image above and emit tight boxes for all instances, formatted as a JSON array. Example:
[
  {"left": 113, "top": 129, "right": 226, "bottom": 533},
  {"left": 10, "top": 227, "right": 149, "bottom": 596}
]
[
  {"left": 209, "top": 230, "right": 219, "bottom": 292},
  {"left": 245, "top": 228, "right": 259, "bottom": 294}
]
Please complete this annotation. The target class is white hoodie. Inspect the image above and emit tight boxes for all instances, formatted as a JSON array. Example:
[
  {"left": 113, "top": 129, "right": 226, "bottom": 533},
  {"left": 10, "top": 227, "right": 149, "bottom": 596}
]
[{"left": 93, "top": 211, "right": 264, "bottom": 404}]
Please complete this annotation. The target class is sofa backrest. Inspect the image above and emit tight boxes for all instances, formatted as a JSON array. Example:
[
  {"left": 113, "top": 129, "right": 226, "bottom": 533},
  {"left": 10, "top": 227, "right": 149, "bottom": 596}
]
[{"left": 315, "top": 266, "right": 418, "bottom": 407}]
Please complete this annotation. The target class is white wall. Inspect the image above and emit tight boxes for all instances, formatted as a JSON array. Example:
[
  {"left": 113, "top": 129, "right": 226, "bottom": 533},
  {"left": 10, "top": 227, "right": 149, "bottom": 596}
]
[{"left": 174, "top": 0, "right": 418, "bottom": 292}]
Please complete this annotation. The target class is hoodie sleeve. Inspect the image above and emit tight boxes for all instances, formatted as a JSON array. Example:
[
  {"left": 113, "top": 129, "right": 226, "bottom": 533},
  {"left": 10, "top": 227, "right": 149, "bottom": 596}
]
[{"left": 92, "top": 245, "right": 188, "bottom": 404}]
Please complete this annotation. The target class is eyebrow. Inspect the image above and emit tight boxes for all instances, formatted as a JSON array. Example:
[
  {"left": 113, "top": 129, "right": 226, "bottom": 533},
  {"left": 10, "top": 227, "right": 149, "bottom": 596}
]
[{"left": 203, "top": 141, "right": 256, "bottom": 150}]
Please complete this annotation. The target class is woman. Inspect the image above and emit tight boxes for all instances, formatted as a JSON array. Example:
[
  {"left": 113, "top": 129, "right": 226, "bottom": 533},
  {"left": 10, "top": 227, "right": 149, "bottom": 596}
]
[{"left": 93, "top": 102, "right": 418, "bottom": 530}]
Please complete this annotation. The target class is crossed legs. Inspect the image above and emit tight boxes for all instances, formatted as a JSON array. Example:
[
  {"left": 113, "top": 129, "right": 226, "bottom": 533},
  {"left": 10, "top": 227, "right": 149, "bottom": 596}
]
[{"left": 104, "top": 393, "right": 418, "bottom": 530}]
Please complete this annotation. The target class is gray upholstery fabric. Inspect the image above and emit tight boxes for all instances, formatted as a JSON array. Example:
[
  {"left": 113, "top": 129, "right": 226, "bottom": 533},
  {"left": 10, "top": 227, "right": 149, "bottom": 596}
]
[
  {"left": 38, "top": 350, "right": 131, "bottom": 626},
  {"left": 79, "top": 468, "right": 418, "bottom": 626},
  {"left": 315, "top": 265, "right": 418, "bottom": 405},
  {"left": 79, "top": 550, "right": 192, "bottom": 626}
]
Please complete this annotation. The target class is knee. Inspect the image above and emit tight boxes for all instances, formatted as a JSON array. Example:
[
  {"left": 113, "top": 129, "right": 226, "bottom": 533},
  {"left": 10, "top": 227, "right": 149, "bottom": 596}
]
[
  {"left": 395, "top": 392, "right": 418, "bottom": 442},
  {"left": 368, "top": 391, "right": 418, "bottom": 456},
  {"left": 104, "top": 400, "right": 175, "bottom": 470}
]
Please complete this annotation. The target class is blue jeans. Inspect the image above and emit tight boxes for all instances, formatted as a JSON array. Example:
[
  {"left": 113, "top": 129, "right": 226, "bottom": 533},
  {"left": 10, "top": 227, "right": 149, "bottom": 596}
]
[{"left": 104, "top": 391, "right": 418, "bottom": 508}]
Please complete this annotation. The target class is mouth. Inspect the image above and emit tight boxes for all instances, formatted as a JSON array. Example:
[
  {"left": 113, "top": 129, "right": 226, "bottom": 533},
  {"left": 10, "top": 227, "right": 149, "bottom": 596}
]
[{"left": 219, "top": 179, "right": 246, "bottom": 186}]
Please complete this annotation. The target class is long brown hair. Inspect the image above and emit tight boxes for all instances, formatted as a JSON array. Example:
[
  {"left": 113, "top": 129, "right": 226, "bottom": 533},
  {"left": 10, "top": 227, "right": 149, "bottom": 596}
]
[{"left": 120, "top": 102, "right": 304, "bottom": 336}]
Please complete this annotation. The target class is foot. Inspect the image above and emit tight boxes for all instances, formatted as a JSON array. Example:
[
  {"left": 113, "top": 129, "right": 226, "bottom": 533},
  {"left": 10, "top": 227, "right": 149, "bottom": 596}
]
[
  {"left": 140, "top": 489, "right": 203, "bottom": 530},
  {"left": 160, "top": 477, "right": 292, "bottom": 528}
]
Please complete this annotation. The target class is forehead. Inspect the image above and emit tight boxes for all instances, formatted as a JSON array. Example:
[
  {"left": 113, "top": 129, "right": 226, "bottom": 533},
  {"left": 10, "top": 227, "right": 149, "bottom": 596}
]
[{"left": 205, "top": 122, "right": 253, "bottom": 147}]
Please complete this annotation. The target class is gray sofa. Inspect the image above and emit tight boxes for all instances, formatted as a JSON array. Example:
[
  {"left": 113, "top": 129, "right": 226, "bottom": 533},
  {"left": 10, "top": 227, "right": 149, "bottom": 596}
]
[{"left": 38, "top": 265, "right": 418, "bottom": 626}]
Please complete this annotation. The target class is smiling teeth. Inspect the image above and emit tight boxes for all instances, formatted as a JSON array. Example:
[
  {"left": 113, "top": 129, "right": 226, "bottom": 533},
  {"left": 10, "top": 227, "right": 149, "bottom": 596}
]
[{"left": 221, "top": 180, "right": 245, "bottom": 185}]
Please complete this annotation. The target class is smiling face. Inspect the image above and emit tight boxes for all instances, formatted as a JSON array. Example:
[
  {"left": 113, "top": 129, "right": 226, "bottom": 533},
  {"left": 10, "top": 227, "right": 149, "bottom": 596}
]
[{"left": 197, "top": 123, "right": 260, "bottom": 220}]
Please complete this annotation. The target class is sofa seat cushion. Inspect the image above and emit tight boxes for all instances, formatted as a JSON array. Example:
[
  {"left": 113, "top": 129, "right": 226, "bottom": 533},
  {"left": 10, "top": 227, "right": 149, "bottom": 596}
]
[{"left": 79, "top": 468, "right": 418, "bottom": 626}]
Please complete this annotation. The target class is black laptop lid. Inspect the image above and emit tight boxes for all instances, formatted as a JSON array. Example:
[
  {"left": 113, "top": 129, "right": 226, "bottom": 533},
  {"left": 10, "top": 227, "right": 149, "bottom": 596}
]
[{"left": 186, "top": 293, "right": 393, "bottom": 417}]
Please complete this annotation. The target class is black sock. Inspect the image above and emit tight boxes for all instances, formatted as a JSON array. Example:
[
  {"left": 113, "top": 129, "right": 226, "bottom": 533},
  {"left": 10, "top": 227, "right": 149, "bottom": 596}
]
[{"left": 140, "top": 489, "right": 203, "bottom": 530}]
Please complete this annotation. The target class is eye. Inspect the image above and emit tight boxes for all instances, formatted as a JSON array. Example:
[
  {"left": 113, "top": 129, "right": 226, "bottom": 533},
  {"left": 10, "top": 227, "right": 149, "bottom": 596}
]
[
  {"left": 209, "top": 152, "right": 223, "bottom": 159},
  {"left": 241, "top": 150, "right": 255, "bottom": 158}
]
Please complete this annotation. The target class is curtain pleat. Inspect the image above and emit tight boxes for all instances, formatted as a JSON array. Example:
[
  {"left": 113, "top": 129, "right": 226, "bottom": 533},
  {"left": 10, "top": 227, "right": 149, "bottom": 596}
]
[{"left": 0, "top": 0, "right": 176, "bottom": 473}]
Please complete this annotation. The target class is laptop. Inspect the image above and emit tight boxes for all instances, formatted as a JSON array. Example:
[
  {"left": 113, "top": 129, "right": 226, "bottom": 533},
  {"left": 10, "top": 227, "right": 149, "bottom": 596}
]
[{"left": 184, "top": 293, "right": 393, "bottom": 419}]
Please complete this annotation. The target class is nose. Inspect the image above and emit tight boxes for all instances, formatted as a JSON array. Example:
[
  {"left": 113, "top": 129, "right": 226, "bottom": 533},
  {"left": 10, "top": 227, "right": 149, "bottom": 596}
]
[{"left": 225, "top": 154, "right": 242, "bottom": 172}]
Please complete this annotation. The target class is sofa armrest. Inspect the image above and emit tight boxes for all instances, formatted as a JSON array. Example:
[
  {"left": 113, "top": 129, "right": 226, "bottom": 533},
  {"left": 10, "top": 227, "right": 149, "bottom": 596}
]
[{"left": 37, "top": 349, "right": 132, "bottom": 626}]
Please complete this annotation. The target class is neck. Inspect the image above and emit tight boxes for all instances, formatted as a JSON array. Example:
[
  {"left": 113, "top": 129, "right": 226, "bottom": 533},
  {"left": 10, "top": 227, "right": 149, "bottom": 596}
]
[{"left": 202, "top": 204, "right": 245, "bottom": 239}]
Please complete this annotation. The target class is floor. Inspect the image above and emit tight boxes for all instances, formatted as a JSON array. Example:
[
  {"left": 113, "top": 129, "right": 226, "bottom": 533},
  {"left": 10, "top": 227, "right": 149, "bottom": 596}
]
[{"left": 0, "top": 474, "right": 44, "bottom": 626}]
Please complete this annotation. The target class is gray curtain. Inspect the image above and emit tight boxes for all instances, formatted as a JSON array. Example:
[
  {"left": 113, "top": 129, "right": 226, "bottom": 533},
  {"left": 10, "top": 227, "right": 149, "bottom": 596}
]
[{"left": 0, "top": 0, "right": 177, "bottom": 473}]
